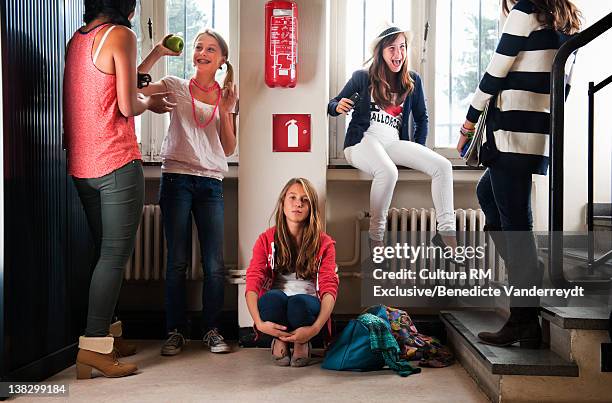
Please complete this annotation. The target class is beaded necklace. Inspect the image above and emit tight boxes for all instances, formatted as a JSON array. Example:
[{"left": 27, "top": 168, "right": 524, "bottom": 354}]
[{"left": 189, "top": 78, "right": 221, "bottom": 128}]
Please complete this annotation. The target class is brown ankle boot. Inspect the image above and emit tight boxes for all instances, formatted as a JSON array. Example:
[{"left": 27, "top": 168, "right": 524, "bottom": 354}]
[
  {"left": 109, "top": 321, "right": 137, "bottom": 357},
  {"left": 478, "top": 308, "right": 542, "bottom": 349},
  {"left": 76, "top": 336, "right": 138, "bottom": 379}
]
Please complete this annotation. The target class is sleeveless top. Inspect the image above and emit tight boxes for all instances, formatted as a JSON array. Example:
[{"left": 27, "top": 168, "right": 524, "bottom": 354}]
[{"left": 63, "top": 23, "right": 141, "bottom": 178}]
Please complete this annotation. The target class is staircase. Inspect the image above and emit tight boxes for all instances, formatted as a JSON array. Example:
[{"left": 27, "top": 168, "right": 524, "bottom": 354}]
[
  {"left": 440, "top": 11, "right": 612, "bottom": 401},
  {"left": 442, "top": 307, "right": 611, "bottom": 402}
]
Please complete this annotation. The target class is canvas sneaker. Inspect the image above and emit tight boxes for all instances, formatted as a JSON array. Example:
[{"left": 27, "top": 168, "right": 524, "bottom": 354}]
[
  {"left": 203, "top": 329, "right": 231, "bottom": 353},
  {"left": 161, "top": 330, "right": 185, "bottom": 356}
]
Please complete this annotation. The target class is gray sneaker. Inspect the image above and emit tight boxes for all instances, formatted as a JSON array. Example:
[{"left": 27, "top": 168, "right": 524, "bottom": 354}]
[
  {"left": 161, "top": 330, "right": 185, "bottom": 356},
  {"left": 203, "top": 329, "right": 231, "bottom": 353}
]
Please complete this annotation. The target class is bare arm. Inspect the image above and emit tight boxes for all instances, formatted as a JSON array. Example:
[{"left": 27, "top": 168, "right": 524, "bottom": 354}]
[
  {"left": 218, "top": 84, "right": 238, "bottom": 156},
  {"left": 245, "top": 291, "right": 263, "bottom": 326},
  {"left": 311, "top": 293, "right": 335, "bottom": 332},
  {"left": 137, "top": 36, "right": 181, "bottom": 96},
  {"left": 112, "top": 27, "right": 150, "bottom": 116}
]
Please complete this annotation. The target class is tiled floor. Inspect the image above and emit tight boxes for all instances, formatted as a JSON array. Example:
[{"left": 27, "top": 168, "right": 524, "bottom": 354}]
[{"left": 17, "top": 341, "right": 489, "bottom": 402}]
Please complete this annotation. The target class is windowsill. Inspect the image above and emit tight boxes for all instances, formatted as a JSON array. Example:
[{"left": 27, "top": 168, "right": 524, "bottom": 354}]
[
  {"left": 142, "top": 162, "right": 483, "bottom": 182},
  {"left": 327, "top": 164, "right": 484, "bottom": 171},
  {"left": 327, "top": 164, "right": 485, "bottom": 183},
  {"left": 142, "top": 162, "right": 239, "bottom": 179},
  {"left": 142, "top": 161, "right": 239, "bottom": 167}
]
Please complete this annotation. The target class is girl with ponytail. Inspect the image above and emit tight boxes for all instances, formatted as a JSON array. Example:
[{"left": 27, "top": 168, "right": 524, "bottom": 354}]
[{"left": 138, "top": 28, "right": 237, "bottom": 356}]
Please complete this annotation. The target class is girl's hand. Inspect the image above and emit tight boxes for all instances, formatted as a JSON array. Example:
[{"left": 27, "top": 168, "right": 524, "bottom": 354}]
[
  {"left": 457, "top": 134, "right": 470, "bottom": 155},
  {"left": 256, "top": 320, "right": 292, "bottom": 338},
  {"left": 219, "top": 83, "right": 238, "bottom": 114},
  {"left": 457, "top": 119, "right": 476, "bottom": 155},
  {"left": 335, "top": 97, "right": 355, "bottom": 115},
  {"left": 278, "top": 325, "right": 319, "bottom": 344},
  {"left": 155, "top": 34, "right": 182, "bottom": 57},
  {"left": 146, "top": 92, "right": 176, "bottom": 114}
]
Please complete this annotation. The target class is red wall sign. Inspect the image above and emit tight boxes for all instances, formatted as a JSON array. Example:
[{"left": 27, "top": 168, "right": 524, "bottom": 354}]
[{"left": 272, "top": 114, "right": 311, "bottom": 152}]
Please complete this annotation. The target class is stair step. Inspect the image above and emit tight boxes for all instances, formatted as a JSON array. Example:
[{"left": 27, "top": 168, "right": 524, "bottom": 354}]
[
  {"left": 593, "top": 203, "right": 612, "bottom": 218},
  {"left": 441, "top": 310, "right": 579, "bottom": 377},
  {"left": 541, "top": 305, "right": 610, "bottom": 330},
  {"left": 563, "top": 248, "right": 612, "bottom": 265}
]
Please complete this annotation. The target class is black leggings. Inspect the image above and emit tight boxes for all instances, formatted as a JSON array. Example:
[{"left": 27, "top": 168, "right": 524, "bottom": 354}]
[{"left": 73, "top": 160, "right": 144, "bottom": 337}]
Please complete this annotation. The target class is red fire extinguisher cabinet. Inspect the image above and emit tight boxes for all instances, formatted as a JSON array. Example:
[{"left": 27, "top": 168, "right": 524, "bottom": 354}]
[{"left": 265, "top": 1, "right": 298, "bottom": 88}]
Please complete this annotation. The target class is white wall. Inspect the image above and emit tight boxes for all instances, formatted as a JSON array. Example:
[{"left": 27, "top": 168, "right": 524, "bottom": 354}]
[
  {"left": 561, "top": 1, "right": 612, "bottom": 230},
  {"left": 238, "top": 1, "right": 329, "bottom": 259},
  {"left": 237, "top": 0, "right": 329, "bottom": 267}
]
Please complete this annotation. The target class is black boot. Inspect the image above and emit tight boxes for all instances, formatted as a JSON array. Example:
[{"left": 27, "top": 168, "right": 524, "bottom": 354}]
[
  {"left": 483, "top": 224, "right": 508, "bottom": 261},
  {"left": 478, "top": 308, "right": 542, "bottom": 349}
]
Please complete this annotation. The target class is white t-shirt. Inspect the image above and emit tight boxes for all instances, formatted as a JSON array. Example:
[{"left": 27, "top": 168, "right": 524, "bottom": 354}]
[
  {"left": 363, "top": 99, "right": 404, "bottom": 145},
  {"left": 272, "top": 272, "right": 317, "bottom": 297},
  {"left": 160, "top": 76, "right": 229, "bottom": 180}
]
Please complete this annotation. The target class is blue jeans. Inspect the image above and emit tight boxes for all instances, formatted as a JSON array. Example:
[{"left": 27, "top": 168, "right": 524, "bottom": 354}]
[
  {"left": 476, "top": 167, "right": 542, "bottom": 307},
  {"left": 258, "top": 290, "right": 321, "bottom": 331},
  {"left": 159, "top": 173, "right": 225, "bottom": 333}
]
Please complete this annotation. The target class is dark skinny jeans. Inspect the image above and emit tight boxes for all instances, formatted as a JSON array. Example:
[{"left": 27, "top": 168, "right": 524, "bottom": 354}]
[
  {"left": 73, "top": 160, "right": 144, "bottom": 337},
  {"left": 476, "top": 167, "right": 542, "bottom": 309},
  {"left": 258, "top": 290, "right": 321, "bottom": 331}
]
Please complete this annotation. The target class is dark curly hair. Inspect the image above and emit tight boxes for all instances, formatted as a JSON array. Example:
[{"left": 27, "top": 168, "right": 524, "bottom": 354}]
[{"left": 83, "top": 0, "right": 137, "bottom": 28}]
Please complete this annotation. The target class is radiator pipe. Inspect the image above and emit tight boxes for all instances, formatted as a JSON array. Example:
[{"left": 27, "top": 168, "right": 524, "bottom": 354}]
[{"left": 335, "top": 214, "right": 364, "bottom": 267}]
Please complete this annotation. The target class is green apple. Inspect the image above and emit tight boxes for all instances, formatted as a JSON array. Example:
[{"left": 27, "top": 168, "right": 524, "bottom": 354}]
[{"left": 163, "top": 35, "right": 184, "bottom": 53}]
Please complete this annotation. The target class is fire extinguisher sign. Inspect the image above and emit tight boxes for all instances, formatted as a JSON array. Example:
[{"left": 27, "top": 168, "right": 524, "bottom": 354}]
[{"left": 272, "top": 114, "right": 311, "bottom": 152}]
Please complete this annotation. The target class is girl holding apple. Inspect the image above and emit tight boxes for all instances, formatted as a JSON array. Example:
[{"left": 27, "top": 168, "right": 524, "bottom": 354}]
[{"left": 138, "top": 29, "right": 237, "bottom": 356}]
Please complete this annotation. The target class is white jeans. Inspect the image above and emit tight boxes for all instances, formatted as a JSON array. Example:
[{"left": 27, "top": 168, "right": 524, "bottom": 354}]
[{"left": 345, "top": 135, "right": 456, "bottom": 241}]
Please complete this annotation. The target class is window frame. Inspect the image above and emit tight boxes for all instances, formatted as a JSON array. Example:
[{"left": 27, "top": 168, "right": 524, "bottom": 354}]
[
  {"left": 137, "top": 0, "right": 240, "bottom": 163},
  {"left": 328, "top": 0, "right": 496, "bottom": 165},
  {"left": 427, "top": 0, "right": 462, "bottom": 162}
]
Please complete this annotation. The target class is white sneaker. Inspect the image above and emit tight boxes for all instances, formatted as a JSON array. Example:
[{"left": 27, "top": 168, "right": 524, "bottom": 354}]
[{"left": 203, "top": 329, "right": 231, "bottom": 353}]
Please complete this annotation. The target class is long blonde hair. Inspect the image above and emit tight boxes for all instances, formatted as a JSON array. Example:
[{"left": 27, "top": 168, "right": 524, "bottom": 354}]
[
  {"left": 193, "top": 28, "right": 234, "bottom": 90},
  {"left": 502, "top": 0, "right": 582, "bottom": 35},
  {"left": 366, "top": 32, "right": 414, "bottom": 110},
  {"left": 272, "top": 178, "right": 322, "bottom": 280}
]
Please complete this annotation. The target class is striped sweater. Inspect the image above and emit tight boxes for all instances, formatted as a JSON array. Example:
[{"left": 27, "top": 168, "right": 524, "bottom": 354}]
[{"left": 467, "top": 0, "right": 574, "bottom": 175}]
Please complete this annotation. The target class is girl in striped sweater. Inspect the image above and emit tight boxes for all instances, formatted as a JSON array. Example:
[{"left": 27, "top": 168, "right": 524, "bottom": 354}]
[{"left": 457, "top": 0, "right": 581, "bottom": 348}]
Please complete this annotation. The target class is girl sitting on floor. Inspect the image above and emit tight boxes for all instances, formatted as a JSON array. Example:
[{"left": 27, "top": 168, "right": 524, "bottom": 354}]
[{"left": 245, "top": 178, "right": 339, "bottom": 367}]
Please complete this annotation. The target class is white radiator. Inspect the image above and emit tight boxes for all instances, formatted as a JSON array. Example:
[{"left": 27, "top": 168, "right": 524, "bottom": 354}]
[
  {"left": 124, "top": 204, "right": 208, "bottom": 281},
  {"left": 382, "top": 208, "right": 503, "bottom": 286}
]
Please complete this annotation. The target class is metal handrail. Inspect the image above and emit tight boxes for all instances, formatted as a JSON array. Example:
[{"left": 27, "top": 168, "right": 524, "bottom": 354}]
[{"left": 549, "top": 12, "right": 612, "bottom": 289}]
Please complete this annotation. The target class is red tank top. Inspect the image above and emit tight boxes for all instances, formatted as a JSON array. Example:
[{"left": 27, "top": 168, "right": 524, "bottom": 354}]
[{"left": 63, "top": 24, "right": 141, "bottom": 178}]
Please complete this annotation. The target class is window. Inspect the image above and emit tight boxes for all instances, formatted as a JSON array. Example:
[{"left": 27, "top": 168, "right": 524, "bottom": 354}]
[
  {"left": 433, "top": 0, "right": 499, "bottom": 149},
  {"left": 166, "top": 0, "right": 231, "bottom": 79},
  {"left": 135, "top": 0, "right": 238, "bottom": 162},
  {"left": 329, "top": 0, "right": 500, "bottom": 163},
  {"left": 329, "top": 0, "right": 412, "bottom": 164}
]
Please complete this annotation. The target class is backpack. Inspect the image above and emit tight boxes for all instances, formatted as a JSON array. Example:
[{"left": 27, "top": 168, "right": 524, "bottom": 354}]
[{"left": 322, "top": 313, "right": 421, "bottom": 377}]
